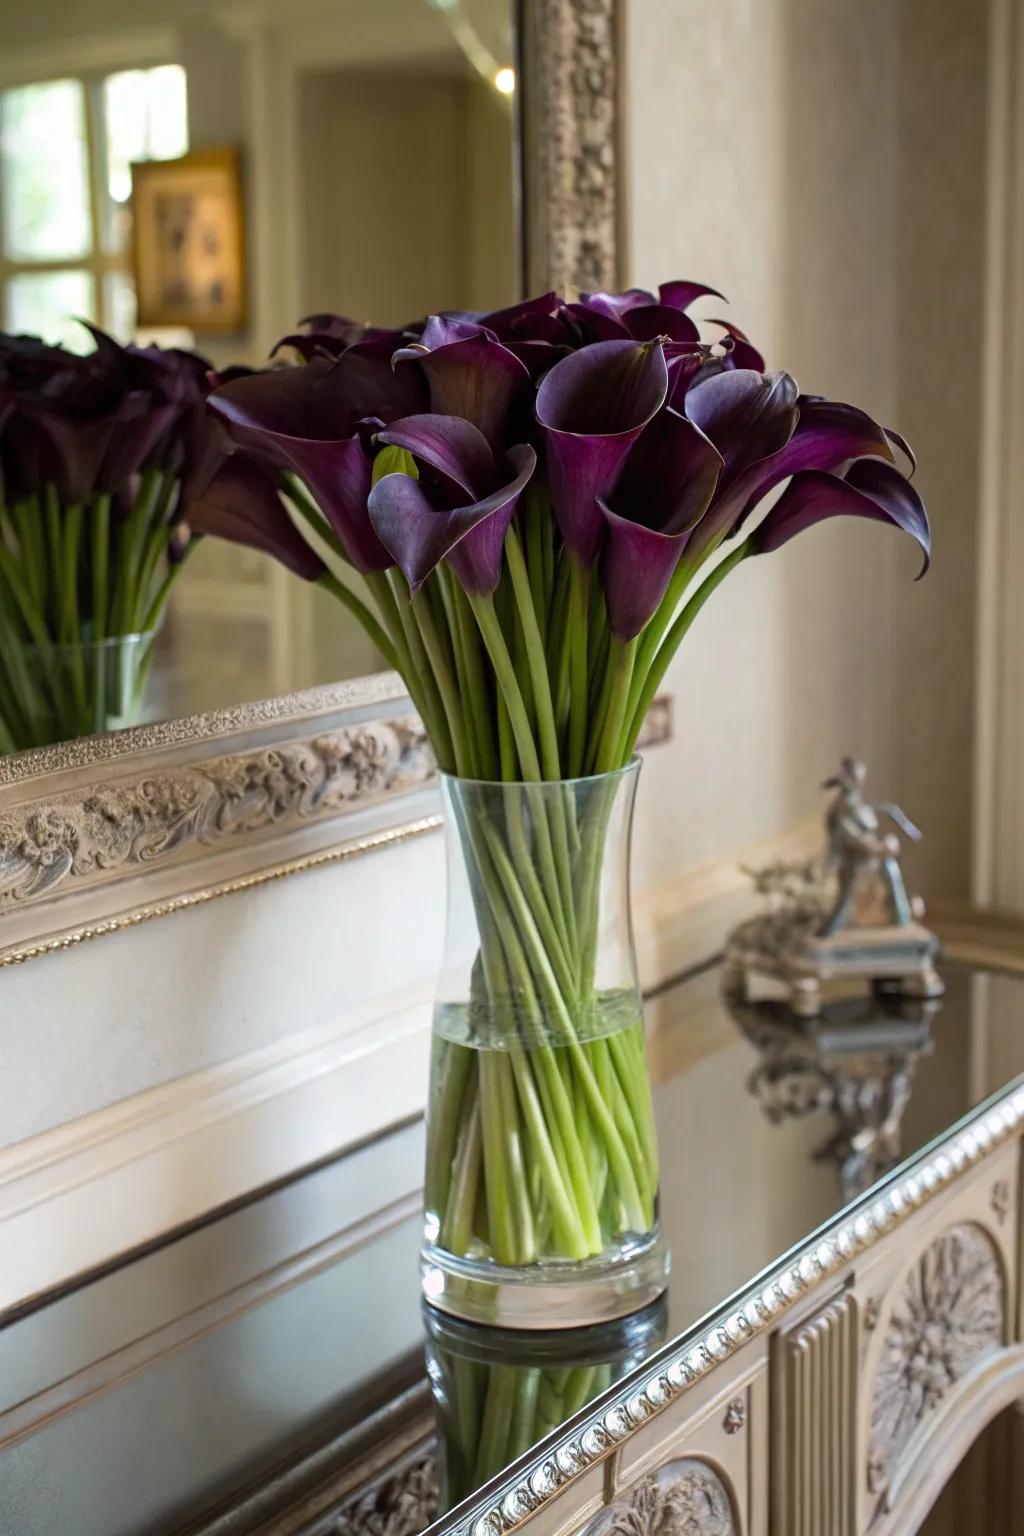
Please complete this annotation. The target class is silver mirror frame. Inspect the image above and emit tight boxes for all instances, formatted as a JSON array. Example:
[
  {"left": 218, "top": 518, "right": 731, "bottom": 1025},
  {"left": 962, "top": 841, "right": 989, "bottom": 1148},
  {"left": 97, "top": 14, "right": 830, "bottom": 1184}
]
[{"left": 0, "top": 0, "right": 623, "bottom": 967}]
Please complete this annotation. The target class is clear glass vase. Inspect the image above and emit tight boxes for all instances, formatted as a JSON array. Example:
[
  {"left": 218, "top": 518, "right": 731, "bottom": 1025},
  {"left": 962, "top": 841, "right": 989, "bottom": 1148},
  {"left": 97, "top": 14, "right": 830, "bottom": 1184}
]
[
  {"left": 0, "top": 630, "right": 158, "bottom": 754},
  {"left": 425, "top": 1299, "right": 667, "bottom": 1511},
  {"left": 421, "top": 760, "right": 669, "bottom": 1328}
]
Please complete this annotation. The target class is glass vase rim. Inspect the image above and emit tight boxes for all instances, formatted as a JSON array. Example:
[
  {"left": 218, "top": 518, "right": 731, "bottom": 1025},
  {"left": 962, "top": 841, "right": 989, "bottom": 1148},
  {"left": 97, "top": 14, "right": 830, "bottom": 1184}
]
[
  {"left": 437, "top": 755, "right": 642, "bottom": 792},
  {"left": 18, "top": 627, "right": 159, "bottom": 658}
]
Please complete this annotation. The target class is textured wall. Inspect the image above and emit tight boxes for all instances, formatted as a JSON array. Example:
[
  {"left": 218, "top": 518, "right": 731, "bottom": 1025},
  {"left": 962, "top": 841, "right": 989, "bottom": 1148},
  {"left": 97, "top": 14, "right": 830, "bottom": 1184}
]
[{"left": 624, "top": 0, "right": 988, "bottom": 899}]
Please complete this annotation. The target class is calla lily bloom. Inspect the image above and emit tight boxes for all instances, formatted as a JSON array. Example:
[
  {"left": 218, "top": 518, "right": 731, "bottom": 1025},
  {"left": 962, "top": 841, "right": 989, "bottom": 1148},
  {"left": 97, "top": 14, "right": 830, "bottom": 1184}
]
[
  {"left": 189, "top": 456, "right": 326, "bottom": 580},
  {"left": 369, "top": 414, "right": 536, "bottom": 594},
  {"left": 209, "top": 359, "right": 404, "bottom": 573},
  {"left": 599, "top": 409, "right": 722, "bottom": 639},
  {"left": 393, "top": 316, "right": 531, "bottom": 453},
  {"left": 536, "top": 338, "right": 669, "bottom": 567},
  {"left": 752, "top": 459, "right": 931, "bottom": 575}
]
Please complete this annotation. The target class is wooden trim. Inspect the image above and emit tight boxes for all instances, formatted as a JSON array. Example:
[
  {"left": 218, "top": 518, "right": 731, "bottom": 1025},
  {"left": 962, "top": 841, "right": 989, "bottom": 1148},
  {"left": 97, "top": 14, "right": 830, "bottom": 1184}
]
[{"left": 973, "top": 0, "right": 1024, "bottom": 908}]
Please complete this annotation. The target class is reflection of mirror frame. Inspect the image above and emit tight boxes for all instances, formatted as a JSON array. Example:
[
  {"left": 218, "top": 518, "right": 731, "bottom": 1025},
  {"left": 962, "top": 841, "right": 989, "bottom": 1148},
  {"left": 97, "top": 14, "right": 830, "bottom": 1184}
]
[{"left": 0, "top": 1, "right": 623, "bottom": 968}]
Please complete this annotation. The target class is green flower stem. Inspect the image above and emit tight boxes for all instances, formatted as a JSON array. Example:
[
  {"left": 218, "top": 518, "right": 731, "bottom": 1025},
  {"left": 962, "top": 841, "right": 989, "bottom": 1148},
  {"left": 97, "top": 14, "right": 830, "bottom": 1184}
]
[
  {"left": 462, "top": 811, "right": 595, "bottom": 1258},
  {"left": 505, "top": 527, "right": 561, "bottom": 780},
  {"left": 508, "top": 1367, "right": 542, "bottom": 1460},
  {"left": 412, "top": 584, "right": 475, "bottom": 775},
  {"left": 425, "top": 1039, "right": 474, "bottom": 1220},
  {"left": 387, "top": 568, "right": 455, "bottom": 769},
  {"left": 445, "top": 570, "right": 497, "bottom": 779},
  {"left": 11, "top": 498, "right": 45, "bottom": 612},
  {"left": 43, "top": 483, "right": 63, "bottom": 632},
  {"left": 439, "top": 1096, "right": 483, "bottom": 1254},
  {"left": 566, "top": 559, "right": 590, "bottom": 776},
  {"left": 318, "top": 570, "right": 402, "bottom": 672},
  {"left": 111, "top": 467, "right": 161, "bottom": 636},
  {"left": 474, "top": 1365, "right": 517, "bottom": 1482},
  {"left": 478, "top": 1052, "right": 519, "bottom": 1263},
  {"left": 594, "top": 636, "right": 637, "bottom": 774},
  {"left": 622, "top": 539, "right": 752, "bottom": 755},
  {"left": 91, "top": 494, "right": 111, "bottom": 642},
  {"left": 468, "top": 590, "right": 542, "bottom": 780}
]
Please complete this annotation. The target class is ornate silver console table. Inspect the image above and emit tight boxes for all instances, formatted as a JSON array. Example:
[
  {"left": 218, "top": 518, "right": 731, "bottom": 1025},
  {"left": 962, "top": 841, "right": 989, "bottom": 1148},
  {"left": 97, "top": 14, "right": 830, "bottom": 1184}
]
[{"left": 3, "top": 929, "right": 1024, "bottom": 1536}]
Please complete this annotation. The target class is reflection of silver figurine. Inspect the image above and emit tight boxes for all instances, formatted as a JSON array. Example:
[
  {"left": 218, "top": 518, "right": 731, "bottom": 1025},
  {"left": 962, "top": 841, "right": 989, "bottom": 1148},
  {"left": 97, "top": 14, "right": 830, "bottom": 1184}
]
[
  {"left": 726, "top": 987, "right": 939, "bottom": 1202},
  {"left": 724, "top": 758, "right": 943, "bottom": 1016}
]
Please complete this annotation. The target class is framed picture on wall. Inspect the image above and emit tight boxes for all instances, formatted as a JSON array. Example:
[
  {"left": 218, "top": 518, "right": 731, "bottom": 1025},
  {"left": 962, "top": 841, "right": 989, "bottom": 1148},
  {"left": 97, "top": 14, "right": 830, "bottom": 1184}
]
[{"left": 130, "top": 147, "right": 246, "bottom": 334}]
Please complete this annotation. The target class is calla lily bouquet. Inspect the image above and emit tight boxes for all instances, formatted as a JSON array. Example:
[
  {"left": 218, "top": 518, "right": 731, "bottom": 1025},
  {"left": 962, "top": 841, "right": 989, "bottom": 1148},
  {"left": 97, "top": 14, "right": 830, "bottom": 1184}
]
[
  {"left": 0, "top": 327, "right": 223, "bottom": 751},
  {"left": 199, "top": 283, "right": 929, "bottom": 1292},
  {"left": 203, "top": 284, "right": 928, "bottom": 784}
]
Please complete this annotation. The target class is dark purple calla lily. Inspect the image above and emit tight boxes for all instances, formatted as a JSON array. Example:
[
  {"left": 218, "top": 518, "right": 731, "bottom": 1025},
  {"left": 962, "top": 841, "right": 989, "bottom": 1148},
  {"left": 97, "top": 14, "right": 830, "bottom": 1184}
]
[
  {"left": 273, "top": 313, "right": 412, "bottom": 361},
  {"left": 681, "top": 368, "right": 800, "bottom": 561},
  {"left": 598, "top": 408, "right": 723, "bottom": 639},
  {"left": 751, "top": 459, "right": 931, "bottom": 575},
  {"left": 536, "top": 338, "right": 669, "bottom": 567},
  {"left": 370, "top": 414, "right": 536, "bottom": 593},
  {"left": 393, "top": 317, "right": 531, "bottom": 453},
  {"left": 208, "top": 360, "right": 391, "bottom": 573},
  {"left": 0, "top": 328, "right": 207, "bottom": 503},
  {"left": 188, "top": 455, "right": 326, "bottom": 579}
]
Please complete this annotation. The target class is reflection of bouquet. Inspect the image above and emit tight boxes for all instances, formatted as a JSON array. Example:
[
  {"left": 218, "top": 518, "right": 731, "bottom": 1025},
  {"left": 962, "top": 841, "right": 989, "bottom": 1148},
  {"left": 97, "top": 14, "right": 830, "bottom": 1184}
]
[
  {"left": 0, "top": 327, "right": 226, "bottom": 749},
  {"left": 425, "top": 1303, "right": 666, "bottom": 1513},
  {"left": 194, "top": 285, "right": 930, "bottom": 1275}
]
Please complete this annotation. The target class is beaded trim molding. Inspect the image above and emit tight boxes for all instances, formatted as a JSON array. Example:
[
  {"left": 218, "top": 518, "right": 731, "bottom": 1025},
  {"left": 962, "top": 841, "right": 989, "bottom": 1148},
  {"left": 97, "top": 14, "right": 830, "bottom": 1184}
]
[{"left": 446, "top": 1080, "right": 1024, "bottom": 1536}]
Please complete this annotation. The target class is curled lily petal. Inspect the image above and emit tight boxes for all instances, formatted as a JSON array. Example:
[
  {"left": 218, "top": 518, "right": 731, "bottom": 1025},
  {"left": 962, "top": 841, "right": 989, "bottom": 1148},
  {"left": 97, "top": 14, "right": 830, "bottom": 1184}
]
[
  {"left": 599, "top": 409, "right": 722, "bottom": 638},
  {"left": 685, "top": 368, "right": 800, "bottom": 476},
  {"left": 395, "top": 325, "right": 530, "bottom": 453},
  {"left": 536, "top": 338, "right": 669, "bottom": 566},
  {"left": 657, "top": 280, "right": 726, "bottom": 309},
  {"left": 577, "top": 288, "right": 657, "bottom": 323},
  {"left": 624, "top": 304, "right": 700, "bottom": 344},
  {"left": 752, "top": 460, "right": 930, "bottom": 576},
  {"left": 209, "top": 364, "right": 385, "bottom": 571},
  {"left": 561, "top": 302, "right": 633, "bottom": 343},
  {"left": 737, "top": 397, "right": 895, "bottom": 514},
  {"left": 189, "top": 457, "right": 326, "bottom": 579},
  {"left": 682, "top": 368, "right": 800, "bottom": 559},
  {"left": 368, "top": 444, "right": 536, "bottom": 594},
  {"left": 884, "top": 425, "right": 917, "bottom": 477},
  {"left": 375, "top": 413, "right": 495, "bottom": 499}
]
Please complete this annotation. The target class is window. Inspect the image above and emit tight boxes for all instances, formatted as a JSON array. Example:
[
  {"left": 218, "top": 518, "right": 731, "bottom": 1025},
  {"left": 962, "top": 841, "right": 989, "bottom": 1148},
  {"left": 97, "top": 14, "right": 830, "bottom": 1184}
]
[{"left": 0, "top": 65, "right": 189, "bottom": 351}]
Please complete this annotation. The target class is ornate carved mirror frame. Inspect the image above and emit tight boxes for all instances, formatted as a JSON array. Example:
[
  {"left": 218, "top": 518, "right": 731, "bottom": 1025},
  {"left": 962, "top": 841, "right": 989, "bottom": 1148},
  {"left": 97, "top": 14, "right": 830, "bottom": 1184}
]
[{"left": 0, "top": 0, "right": 622, "bottom": 968}]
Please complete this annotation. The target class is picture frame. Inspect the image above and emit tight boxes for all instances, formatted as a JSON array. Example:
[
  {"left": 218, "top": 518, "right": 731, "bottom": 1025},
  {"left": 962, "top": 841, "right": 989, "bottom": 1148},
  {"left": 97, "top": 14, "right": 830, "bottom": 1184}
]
[{"left": 130, "top": 146, "right": 247, "bottom": 334}]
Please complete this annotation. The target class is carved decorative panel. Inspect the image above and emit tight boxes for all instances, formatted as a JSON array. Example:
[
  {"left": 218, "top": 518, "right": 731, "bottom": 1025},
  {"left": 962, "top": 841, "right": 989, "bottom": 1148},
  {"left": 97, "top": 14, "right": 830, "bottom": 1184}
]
[
  {"left": 333, "top": 1450, "right": 437, "bottom": 1536},
  {"left": 581, "top": 1459, "right": 735, "bottom": 1536},
  {"left": 867, "top": 1223, "right": 1004, "bottom": 1502},
  {"left": 0, "top": 715, "right": 429, "bottom": 911},
  {"left": 774, "top": 1291, "right": 856, "bottom": 1536}
]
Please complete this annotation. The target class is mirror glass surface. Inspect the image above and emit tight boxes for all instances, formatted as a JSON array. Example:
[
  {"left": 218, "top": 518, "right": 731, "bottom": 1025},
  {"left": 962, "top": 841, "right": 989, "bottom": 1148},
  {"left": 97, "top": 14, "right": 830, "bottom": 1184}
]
[
  {"left": 3, "top": 961, "right": 1018, "bottom": 1536},
  {"left": 0, "top": 0, "right": 518, "bottom": 742}
]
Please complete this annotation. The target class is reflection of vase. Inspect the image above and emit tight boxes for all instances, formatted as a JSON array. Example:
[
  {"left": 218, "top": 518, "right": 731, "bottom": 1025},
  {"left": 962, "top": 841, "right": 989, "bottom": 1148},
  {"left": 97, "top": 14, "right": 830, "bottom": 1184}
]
[
  {"left": 424, "top": 1300, "right": 667, "bottom": 1514},
  {"left": 421, "top": 763, "right": 668, "bottom": 1329},
  {"left": 0, "top": 630, "right": 157, "bottom": 753},
  {"left": 726, "top": 987, "right": 940, "bottom": 1201}
]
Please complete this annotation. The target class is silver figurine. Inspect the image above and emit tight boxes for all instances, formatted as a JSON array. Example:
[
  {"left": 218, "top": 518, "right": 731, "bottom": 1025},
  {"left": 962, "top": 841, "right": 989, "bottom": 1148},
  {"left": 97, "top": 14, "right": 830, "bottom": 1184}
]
[{"left": 724, "top": 758, "right": 944, "bottom": 1016}]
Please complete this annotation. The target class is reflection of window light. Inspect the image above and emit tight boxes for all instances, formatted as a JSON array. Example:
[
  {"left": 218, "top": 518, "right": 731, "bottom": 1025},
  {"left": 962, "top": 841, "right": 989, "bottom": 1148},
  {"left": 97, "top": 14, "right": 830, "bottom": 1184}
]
[
  {"left": 494, "top": 66, "right": 516, "bottom": 95},
  {"left": 0, "top": 62, "right": 189, "bottom": 347}
]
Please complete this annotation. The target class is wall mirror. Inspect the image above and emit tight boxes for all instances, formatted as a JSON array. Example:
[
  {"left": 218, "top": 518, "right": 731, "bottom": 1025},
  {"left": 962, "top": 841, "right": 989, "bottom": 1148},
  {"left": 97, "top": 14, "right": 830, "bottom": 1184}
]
[
  {"left": 0, "top": 0, "right": 524, "bottom": 739},
  {"left": 0, "top": 1, "right": 619, "bottom": 969}
]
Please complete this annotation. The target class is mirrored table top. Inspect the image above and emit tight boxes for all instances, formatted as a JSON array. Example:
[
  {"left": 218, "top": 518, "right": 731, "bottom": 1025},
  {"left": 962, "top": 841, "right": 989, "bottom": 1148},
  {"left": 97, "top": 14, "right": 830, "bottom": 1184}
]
[{"left": 3, "top": 959, "right": 1022, "bottom": 1536}]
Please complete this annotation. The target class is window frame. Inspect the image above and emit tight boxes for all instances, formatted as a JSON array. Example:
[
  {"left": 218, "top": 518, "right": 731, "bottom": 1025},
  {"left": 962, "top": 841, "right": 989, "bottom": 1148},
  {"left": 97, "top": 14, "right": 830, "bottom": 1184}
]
[{"left": 0, "top": 55, "right": 184, "bottom": 338}]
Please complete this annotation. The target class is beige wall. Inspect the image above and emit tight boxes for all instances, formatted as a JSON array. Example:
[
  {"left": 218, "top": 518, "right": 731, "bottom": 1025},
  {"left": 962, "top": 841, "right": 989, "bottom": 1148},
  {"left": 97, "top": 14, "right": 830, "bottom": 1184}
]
[
  {"left": 624, "top": 0, "right": 988, "bottom": 901},
  {"left": 299, "top": 69, "right": 515, "bottom": 325}
]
